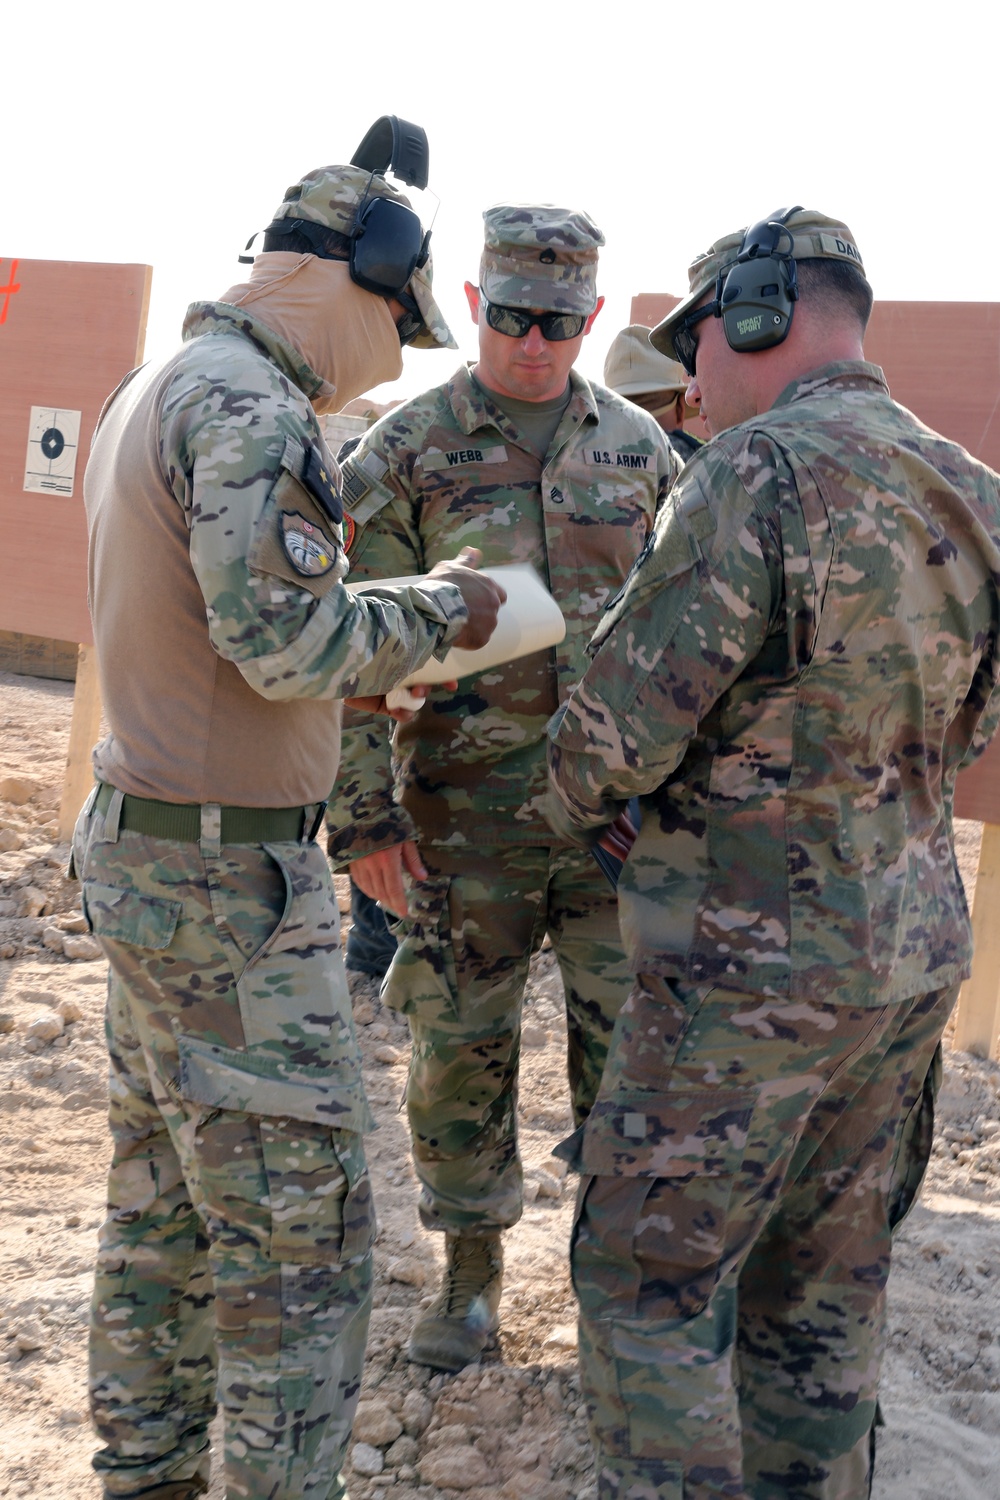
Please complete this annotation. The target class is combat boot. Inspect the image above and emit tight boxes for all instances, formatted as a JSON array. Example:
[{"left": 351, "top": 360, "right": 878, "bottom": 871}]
[
  {"left": 408, "top": 1230, "right": 503, "bottom": 1371},
  {"left": 106, "top": 1481, "right": 208, "bottom": 1499}
]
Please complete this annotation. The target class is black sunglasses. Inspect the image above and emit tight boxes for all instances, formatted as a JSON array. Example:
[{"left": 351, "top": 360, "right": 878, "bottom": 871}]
[
  {"left": 479, "top": 291, "right": 587, "bottom": 342},
  {"left": 672, "top": 301, "right": 719, "bottom": 378}
]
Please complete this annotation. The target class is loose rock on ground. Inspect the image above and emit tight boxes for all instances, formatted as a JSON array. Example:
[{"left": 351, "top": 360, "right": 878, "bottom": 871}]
[{"left": 1, "top": 669, "right": 999, "bottom": 1500}]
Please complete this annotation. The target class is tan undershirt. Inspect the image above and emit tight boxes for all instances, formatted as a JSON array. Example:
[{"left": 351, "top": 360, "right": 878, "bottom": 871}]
[{"left": 473, "top": 375, "right": 571, "bottom": 460}]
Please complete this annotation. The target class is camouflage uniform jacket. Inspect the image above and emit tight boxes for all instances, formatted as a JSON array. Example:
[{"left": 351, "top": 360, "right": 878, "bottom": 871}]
[
  {"left": 85, "top": 301, "right": 468, "bottom": 807},
  {"left": 328, "top": 364, "right": 679, "bottom": 857},
  {"left": 546, "top": 362, "right": 1000, "bottom": 1006}
]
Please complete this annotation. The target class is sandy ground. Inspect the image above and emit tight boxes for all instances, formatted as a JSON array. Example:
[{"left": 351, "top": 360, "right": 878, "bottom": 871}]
[{"left": 1, "top": 667, "right": 999, "bottom": 1500}]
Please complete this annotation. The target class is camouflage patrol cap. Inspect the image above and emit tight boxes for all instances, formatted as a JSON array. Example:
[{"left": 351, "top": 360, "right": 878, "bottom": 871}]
[
  {"left": 269, "top": 164, "right": 456, "bottom": 349},
  {"left": 604, "top": 325, "right": 688, "bottom": 397},
  {"left": 480, "top": 204, "right": 604, "bottom": 314},
  {"left": 271, "top": 164, "right": 407, "bottom": 236},
  {"left": 650, "top": 208, "right": 867, "bottom": 359}
]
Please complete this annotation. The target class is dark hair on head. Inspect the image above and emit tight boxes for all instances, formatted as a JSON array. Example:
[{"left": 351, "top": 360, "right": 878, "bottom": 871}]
[
  {"left": 262, "top": 223, "right": 353, "bottom": 260},
  {"left": 796, "top": 258, "right": 873, "bottom": 333}
]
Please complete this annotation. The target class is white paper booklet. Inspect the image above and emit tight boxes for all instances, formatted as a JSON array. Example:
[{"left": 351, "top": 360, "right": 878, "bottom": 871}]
[{"left": 347, "top": 563, "right": 566, "bottom": 710}]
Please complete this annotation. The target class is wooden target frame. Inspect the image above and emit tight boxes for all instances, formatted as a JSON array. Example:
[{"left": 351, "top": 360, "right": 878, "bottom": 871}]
[{"left": 0, "top": 256, "right": 152, "bottom": 837}]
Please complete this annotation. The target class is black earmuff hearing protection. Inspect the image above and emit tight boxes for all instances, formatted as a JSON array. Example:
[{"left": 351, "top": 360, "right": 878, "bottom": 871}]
[
  {"left": 244, "top": 116, "right": 433, "bottom": 302},
  {"left": 348, "top": 193, "right": 430, "bottom": 300},
  {"left": 718, "top": 204, "right": 803, "bottom": 354},
  {"left": 348, "top": 115, "right": 432, "bottom": 299}
]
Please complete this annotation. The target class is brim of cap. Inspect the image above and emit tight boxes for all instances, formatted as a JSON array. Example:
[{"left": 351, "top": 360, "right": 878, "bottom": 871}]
[
  {"left": 649, "top": 284, "right": 712, "bottom": 361},
  {"left": 613, "top": 376, "right": 687, "bottom": 397},
  {"left": 408, "top": 263, "right": 457, "bottom": 350},
  {"left": 479, "top": 269, "right": 597, "bottom": 315}
]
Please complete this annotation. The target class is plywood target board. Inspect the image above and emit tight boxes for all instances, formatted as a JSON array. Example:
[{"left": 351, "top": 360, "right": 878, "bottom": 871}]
[
  {"left": 629, "top": 294, "right": 1000, "bottom": 475},
  {"left": 0, "top": 257, "right": 152, "bottom": 645}
]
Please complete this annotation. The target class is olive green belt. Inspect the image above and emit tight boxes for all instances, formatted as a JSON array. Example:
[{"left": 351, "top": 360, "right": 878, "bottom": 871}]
[{"left": 94, "top": 783, "right": 321, "bottom": 844}]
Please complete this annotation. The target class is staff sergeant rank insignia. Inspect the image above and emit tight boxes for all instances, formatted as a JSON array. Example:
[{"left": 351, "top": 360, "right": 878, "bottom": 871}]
[{"left": 281, "top": 512, "right": 337, "bottom": 577}]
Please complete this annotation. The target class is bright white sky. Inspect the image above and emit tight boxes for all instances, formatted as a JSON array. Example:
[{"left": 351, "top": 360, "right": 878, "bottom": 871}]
[{"left": 3, "top": 1, "right": 996, "bottom": 406}]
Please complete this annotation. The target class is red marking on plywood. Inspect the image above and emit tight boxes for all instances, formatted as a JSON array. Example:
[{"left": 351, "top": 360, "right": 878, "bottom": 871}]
[{"left": 0, "top": 259, "right": 20, "bottom": 324}]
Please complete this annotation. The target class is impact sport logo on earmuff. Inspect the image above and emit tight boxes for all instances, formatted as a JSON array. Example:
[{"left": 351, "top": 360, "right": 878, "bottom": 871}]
[{"left": 717, "top": 205, "right": 803, "bottom": 355}]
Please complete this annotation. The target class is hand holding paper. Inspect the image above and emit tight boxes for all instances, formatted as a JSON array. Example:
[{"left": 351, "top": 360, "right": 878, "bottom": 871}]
[
  {"left": 425, "top": 547, "right": 508, "bottom": 650},
  {"left": 349, "top": 560, "right": 565, "bottom": 712}
]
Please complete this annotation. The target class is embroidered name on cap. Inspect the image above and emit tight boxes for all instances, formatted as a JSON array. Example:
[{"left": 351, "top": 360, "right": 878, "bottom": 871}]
[
  {"left": 817, "top": 232, "right": 864, "bottom": 268},
  {"left": 590, "top": 450, "right": 651, "bottom": 469}
]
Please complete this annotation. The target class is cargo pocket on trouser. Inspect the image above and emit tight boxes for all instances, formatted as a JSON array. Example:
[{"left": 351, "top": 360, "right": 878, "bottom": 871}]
[
  {"left": 565, "top": 1086, "right": 757, "bottom": 1489},
  {"left": 176, "top": 1032, "right": 376, "bottom": 1270},
  {"left": 258, "top": 1118, "right": 374, "bottom": 1265},
  {"left": 224, "top": 839, "right": 352, "bottom": 1068},
  {"left": 383, "top": 872, "right": 460, "bottom": 1023},
  {"left": 176, "top": 1035, "right": 375, "bottom": 1498},
  {"left": 888, "top": 1039, "right": 942, "bottom": 1231},
  {"left": 597, "top": 973, "right": 710, "bottom": 1099},
  {"left": 68, "top": 784, "right": 99, "bottom": 883}
]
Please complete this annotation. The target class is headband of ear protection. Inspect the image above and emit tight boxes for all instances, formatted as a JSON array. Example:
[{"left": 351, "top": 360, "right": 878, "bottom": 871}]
[
  {"left": 717, "top": 204, "right": 804, "bottom": 354},
  {"left": 348, "top": 115, "right": 433, "bottom": 300},
  {"left": 351, "top": 115, "right": 429, "bottom": 190}
]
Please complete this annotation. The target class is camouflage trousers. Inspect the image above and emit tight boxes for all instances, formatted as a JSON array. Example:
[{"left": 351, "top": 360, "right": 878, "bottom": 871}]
[
  {"left": 74, "top": 789, "right": 375, "bottom": 1500},
  {"left": 560, "top": 974, "right": 956, "bottom": 1500},
  {"left": 383, "top": 843, "right": 631, "bottom": 1232}
]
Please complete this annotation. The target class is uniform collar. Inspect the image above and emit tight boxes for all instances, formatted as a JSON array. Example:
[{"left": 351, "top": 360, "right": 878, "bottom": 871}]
[
  {"left": 770, "top": 360, "right": 889, "bottom": 411},
  {"left": 446, "top": 361, "right": 601, "bottom": 438},
  {"left": 182, "top": 300, "right": 331, "bottom": 402}
]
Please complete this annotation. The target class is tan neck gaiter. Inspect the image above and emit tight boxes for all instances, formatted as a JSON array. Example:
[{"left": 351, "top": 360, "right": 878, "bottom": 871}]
[{"left": 219, "top": 253, "right": 403, "bottom": 413}]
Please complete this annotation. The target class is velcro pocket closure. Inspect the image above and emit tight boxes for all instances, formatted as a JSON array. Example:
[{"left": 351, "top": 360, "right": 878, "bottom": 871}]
[
  {"left": 82, "top": 881, "right": 181, "bottom": 949},
  {"left": 578, "top": 1088, "right": 756, "bottom": 1179},
  {"left": 176, "top": 1033, "right": 375, "bottom": 1133}
]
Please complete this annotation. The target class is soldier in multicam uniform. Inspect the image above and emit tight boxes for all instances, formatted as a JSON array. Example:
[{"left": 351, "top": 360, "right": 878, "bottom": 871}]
[
  {"left": 75, "top": 136, "right": 505, "bottom": 1500},
  {"left": 603, "top": 323, "right": 704, "bottom": 462},
  {"left": 543, "top": 206, "right": 1000, "bottom": 1499},
  {"left": 327, "top": 205, "right": 680, "bottom": 1372}
]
